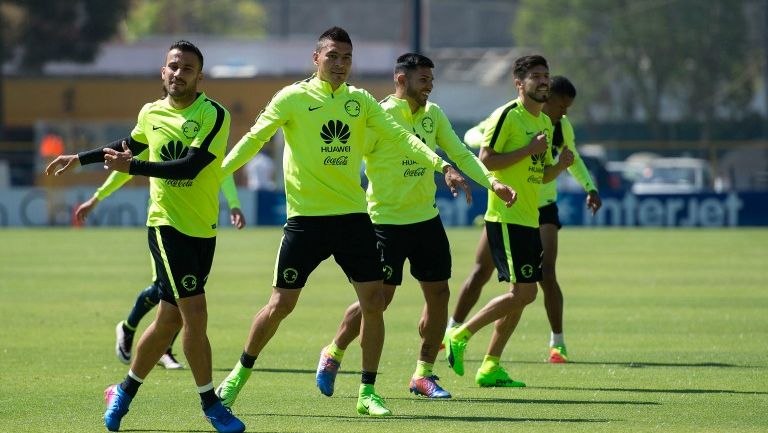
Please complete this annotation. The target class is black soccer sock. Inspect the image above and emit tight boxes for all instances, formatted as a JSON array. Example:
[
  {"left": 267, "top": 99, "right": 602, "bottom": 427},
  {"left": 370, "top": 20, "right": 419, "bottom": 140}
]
[
  {"left": 126, "top": 283, "right": 161, "bottom": 329},
  {"left": 120, "top": 374, "right": 142, "bottom": 398},
  {"left": 240, "top": 351, "right": 257, "bottom": 369},
  {"left": 200, "top": 388, "right": 219, "bottom": 410},
  {"left": 361, "top": 370, "right": 377, "bottom": 385}
]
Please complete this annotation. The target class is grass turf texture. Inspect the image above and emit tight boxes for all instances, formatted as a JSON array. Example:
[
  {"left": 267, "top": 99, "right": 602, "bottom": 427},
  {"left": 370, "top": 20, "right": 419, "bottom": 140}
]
[{"left": 0, "top": 227, "right": 766, "bottom": 433}]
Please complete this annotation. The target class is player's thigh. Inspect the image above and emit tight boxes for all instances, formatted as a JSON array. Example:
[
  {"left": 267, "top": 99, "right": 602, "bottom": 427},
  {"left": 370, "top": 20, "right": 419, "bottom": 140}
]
[
  {"left": 273, "top": 217, "right": 331, "bottom": 289},
  {"left": 331, "top": 213, "right": 384, "bottom": 284},
  {"left": 373, "top": 223, "right": 408, "bottom": 286},
  {"left": 147, "top": 226, "right": 215, "bottom": 305},
  {"left": 485, "top": 221, "right": 542, "bottom": 284},
  {"left": 407, "top": 216, "right": 451, "bottom": 283}
]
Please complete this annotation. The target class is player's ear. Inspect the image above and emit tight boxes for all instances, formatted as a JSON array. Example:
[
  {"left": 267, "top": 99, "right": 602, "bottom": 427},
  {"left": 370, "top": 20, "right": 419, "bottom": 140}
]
[
  {"left": 395, "top": 72, "right": 406, "bottom": 87},
  {"left": 312, "top": 50, "right": 320, "bottom": 66}
]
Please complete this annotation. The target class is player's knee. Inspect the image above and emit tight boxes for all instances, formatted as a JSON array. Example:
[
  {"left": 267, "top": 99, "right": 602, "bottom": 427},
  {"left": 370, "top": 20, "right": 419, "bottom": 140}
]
[
  {"left": 269, "top": 297, "right": 297, "bottom": 319},
  {"left": 511, "top": 284, "right": 538, "bottom": 305}
]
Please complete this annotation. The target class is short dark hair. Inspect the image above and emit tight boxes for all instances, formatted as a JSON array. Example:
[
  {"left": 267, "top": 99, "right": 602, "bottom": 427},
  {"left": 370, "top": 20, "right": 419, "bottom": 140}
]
[
  {"left": 316, "top": 26, "right": 353, "bottom": 52},
  {"left": 169, "top": 40, "right": 204, "bottom": 70},
  {"left": 512, "top": 55, "right": 548, "bottom": 80},
  {"left": 394, "top": 53, "right": 434, "bottom": 74},
  {"left": 550, "top": 76, "right": 576, "bottom": 99}
]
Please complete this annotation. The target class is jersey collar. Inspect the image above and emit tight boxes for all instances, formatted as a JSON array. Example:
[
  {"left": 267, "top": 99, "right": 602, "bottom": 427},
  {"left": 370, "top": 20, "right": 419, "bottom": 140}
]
[
  {"left": 310, "top": 75, "right": 348, "bottom": 97},
  {"left": 386, "top": 94, "right": 427, "bottom": 120}
]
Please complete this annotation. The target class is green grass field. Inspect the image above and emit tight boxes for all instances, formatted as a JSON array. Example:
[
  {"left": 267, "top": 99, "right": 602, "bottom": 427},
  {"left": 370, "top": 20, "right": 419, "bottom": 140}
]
[{"left": 1, "top": 227, "right": 766, "bottom": 433}]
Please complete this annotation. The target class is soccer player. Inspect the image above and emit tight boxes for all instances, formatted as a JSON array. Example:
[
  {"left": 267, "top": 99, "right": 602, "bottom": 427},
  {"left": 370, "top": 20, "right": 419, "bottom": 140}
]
[
  {"left": 448, "top": 76, "right": 601, "bottom": 364},
  {"left": 443, "top": 55, "right": 575, "bottom": 387},
  {"left": 314, "top": 53, "right": 517, "bottom": 400},
  {"left": 74, "top": 171, "right": 246, "bottom": 369},
  {"left": 45, "top": 40, "right": 245, "bottom": 433},
  {"left": 214, "top": 27, "right": 470, "bottom": 417}
]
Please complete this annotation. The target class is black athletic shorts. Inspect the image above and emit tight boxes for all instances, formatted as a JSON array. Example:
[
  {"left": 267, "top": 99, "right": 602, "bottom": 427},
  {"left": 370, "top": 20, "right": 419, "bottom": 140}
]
[
  {"left": 485, "top": 221, "right": 542, "bottom": 283},
  {"left": 374, "top": 215, "right": 451, "bottom": 286},
  {"left": 147, "top": 225, "right": 216, "bottom": 305},
  {"left": 273, "top": 213, "right": 383, "bottom": 289},
  {"left": 538, "top": 202, "right": 562, "bottom": 229}
]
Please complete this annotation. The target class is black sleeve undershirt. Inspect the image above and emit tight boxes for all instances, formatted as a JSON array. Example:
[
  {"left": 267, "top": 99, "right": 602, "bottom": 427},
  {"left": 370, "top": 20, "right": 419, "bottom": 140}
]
[
  {"left": 128, "top": 146, "right": 216, "bottom": 180},
  {"left": 76, "top": 137, "right": 149, "bottom": 165}
]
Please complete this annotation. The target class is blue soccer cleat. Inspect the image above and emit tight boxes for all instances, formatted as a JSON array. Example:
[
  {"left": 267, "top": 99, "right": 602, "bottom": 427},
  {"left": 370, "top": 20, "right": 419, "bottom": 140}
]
[
  {"left": 316, "top": 348, "right": 341, "bottom": 396},
  {"left": 104, "top": 384, "right": 132, "bottom": 432},
  {"left": 409, "top": 375, "right": 452, "bottom": 398},
  {"left": 204, "top": 400, "right": 246, "bottom": 433}
]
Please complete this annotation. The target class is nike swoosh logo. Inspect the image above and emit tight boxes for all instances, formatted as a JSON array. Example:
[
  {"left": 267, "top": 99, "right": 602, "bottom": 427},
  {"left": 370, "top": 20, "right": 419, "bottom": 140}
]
[
  {"left": 153, "top": 125, "right": 164, "bottom": 130},
  {"left": 308, "top": 106, "right": 322, "bottom": 111},
  {"left": 526, "top": 131, "right": 535, "bottom": 135}
]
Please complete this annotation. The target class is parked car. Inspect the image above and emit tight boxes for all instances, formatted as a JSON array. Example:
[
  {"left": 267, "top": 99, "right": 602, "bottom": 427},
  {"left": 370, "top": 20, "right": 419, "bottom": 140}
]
[
  {"left": 557, "top": 145, "right": 630, "bottom": 194},
  {"left": 631, "top": 157, "right": 714, "bottom": 195}
]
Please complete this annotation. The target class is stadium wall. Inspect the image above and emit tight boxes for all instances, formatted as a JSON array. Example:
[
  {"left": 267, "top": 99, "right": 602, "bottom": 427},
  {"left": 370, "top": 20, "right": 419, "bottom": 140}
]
[{"left": 0, "top": 187, "right": 765, "bottom": 227}]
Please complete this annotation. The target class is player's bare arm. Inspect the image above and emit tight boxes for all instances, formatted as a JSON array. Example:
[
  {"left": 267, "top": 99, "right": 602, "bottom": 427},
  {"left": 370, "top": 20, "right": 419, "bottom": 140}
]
[{"left": 479, "top": 133, "right": 547, "bottom": 171}]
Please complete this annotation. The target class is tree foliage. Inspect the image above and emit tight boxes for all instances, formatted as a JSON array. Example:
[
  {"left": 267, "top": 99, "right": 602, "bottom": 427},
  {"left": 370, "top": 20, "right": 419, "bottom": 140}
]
[
  {"left": 513, "top": 0, "right": 758, "bottom": 137},
  {"left": 2, "top": 0, "right": 130, "bottom": 73},
  {"left": 123, "top": 0, "right": 266, "bottom": 40}
]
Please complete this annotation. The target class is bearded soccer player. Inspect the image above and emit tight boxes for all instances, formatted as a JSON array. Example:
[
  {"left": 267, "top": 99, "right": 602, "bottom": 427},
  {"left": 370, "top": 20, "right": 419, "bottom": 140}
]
[
  {"left": 314, "top": 53, "right": 516, "bottom": 400},
  {"left": 443, "top": 55, "right": 575, "bottom": 387},
  {"left": 45, "top": 40, "right": 245, "bottom": 433},
  {"left": 214, "top": 27, "right": 470, "bottom": 417},
  {"left": 448, "top": 76, "right": 601, "bottom": 364}
]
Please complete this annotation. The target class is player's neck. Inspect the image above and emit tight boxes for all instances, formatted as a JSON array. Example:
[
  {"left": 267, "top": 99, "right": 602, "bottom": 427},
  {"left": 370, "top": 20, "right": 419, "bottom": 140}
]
[{"left": 168, "top": 93, "right": 198, "bottom": 110}]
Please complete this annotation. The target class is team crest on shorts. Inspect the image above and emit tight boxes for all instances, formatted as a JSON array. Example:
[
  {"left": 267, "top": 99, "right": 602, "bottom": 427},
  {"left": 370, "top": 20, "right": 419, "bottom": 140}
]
[
  {"left": 382, "top": 265, "right": 394, "bottom": 280},
  {"left": 181, "top": 275, "right": 197, "bottom": 291},
  {"left": 283, "top": 268, "right": 299, "bottom": 284},
  {"left": 520, "top": 264, "right": 533, "bottom": 279}
]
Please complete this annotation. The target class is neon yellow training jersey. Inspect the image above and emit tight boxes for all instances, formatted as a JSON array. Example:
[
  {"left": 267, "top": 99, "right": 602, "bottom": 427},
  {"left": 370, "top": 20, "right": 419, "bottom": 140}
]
[
  {"left": 94, "top": 171, "right": 241, "bottom": 210},
  {"left": 130, "top": 93, "right": 230, "bottom": 238},
  {"left": 539, "top": 115, "right": 596, "bottom": 206},
  {"left": 482, "top": 98, "right": 553, "bottom": 228},
  {"left": 222, "top": 76, "right": 447, "bottom": 218},
  {"left": 365, "top": 95, "right": 495, "bottom": 225}
]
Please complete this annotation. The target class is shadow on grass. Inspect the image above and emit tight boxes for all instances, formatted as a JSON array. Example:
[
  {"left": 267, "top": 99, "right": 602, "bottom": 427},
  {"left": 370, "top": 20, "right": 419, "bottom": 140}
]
[
  {"left": 213, "top": 367, "right": 358, "bottom": 376},
  {"left": 512, "top": 360, "right": 761, "bottom": 368},
  {"left": 384, "top": 396, "right": 660, "bottom": 405},
  {"left": 243, "top": 413, "right": 617, "bottom": 423},
  {"left": 532, "top": 385, "right": 768, "bottom": 395}
]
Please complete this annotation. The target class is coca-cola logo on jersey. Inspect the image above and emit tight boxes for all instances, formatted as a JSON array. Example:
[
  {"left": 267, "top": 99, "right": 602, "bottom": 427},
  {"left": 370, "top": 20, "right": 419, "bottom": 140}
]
[
  {"left": 404, "top": 167, "right": 426, "bottom": 177},
  {"left": 324, "top": 155, "right": 349, "bottom": 166}
]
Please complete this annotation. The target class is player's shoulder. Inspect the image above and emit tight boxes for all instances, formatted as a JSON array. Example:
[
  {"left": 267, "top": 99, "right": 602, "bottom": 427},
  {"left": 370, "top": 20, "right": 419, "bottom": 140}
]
[
  {"left": 345, "top": 83, "right": 376, "bottom": 102},
  {"left": 200, "top": 94, "right": 230, "bottom": 116}
]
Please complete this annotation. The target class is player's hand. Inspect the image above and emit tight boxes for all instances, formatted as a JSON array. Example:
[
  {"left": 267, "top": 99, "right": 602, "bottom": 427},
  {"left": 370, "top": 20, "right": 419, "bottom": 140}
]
[
  {"left": 443, "top": 166, "right": 472, "bottom": 204},
  {"left": 103, "top": 141, "right": 133, "bottom": 173},
  {"left": 558, "top": 147, "right": 575, "bottom": 168},
  {"left": 45, "top": 154, "right": 80, "bottom": 176},
  {"left": 74, "top": 196, "right": 99, "bottom": 224},
  {"left": 527, "top": 133, "right": 548, "bottom": 155},
  {"left": 586, "top": 190, "right": 602, "bottom": 216},
  {"left": 230, "top": 207, "right": 246, "bottom": 229},
  {"left": 491, "top": 180, "right": 517, "bottom": 208}
]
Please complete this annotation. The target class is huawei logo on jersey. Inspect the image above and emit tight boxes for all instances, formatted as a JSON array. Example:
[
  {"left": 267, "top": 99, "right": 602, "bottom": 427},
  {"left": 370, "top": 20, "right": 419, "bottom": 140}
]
[
  {"left": 531, "top": 151, "right": 546, "bottom": 167},
  {"left": 320, "top": 120, "right": 350, "bottom": 145},
  {"left": 160, "top": 140, "right": 188, "bottom": 161}
]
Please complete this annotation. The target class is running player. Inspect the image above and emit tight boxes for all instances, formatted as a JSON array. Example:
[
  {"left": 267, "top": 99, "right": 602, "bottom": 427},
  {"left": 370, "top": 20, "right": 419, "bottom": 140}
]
[
  {"left": 46, "top": 40, "right": 245, "bottom": 433},
  {"left": 214, "top": 27, "right": 470, "bottom": 417},
  {"left": 314, "top": 53, "right": 516, "bottom": 400},
  {"left": 443, "top": 55, "right": 575, "bottom": 387},
  {"left": 448, "top": 76, "right": 601, "bottom": 364}
]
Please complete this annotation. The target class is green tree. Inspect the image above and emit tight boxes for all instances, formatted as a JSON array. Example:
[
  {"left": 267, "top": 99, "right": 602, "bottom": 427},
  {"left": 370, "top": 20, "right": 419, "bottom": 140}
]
[
  {"left": 513, "top": 0, "right": 756, "bottom": 139},
  {"left": 123, "top": 0, "right": 266, "bottom": 40},
  {"left": 2, "top": 0, "right": 130, "bottom": 73}
]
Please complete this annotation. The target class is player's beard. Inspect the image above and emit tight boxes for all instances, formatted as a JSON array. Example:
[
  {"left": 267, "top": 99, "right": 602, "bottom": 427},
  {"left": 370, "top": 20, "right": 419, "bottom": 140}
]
[
  {"left": 527, "top": 87, "right": 549, "bottom": 103},
  {"left": 406, "top": 86, "right": 428, "bottom": 107}
]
